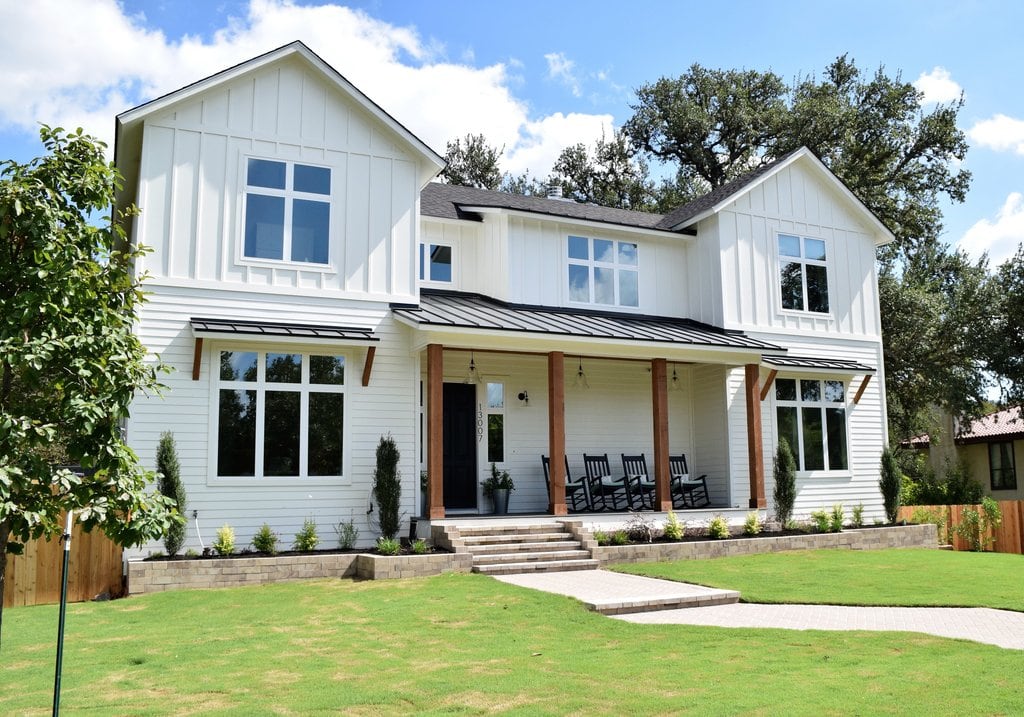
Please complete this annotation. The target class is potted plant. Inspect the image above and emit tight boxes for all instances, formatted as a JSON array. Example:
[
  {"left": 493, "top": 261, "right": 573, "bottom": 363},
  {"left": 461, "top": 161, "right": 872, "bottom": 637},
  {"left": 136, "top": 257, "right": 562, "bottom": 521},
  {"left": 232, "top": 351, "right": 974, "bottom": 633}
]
[{"left": 482, "top": 462, "right": 515, "bottom": 515}]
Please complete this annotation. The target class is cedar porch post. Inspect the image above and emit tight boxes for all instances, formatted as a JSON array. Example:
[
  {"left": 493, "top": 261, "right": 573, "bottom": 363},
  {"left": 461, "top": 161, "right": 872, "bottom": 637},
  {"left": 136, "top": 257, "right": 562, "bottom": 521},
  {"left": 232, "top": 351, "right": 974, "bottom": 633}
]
[
  {"left": 745, "top": 363, "right": 767, "bottom": 509},
  {"left": 547, "top": 351, "right": 567, "bottom": 515},
  {"left": 427, "top": 344, "right": 445, "bottom": 519},
  {"left": 651, "top": 358, "right": 672, "bottom": 511}
]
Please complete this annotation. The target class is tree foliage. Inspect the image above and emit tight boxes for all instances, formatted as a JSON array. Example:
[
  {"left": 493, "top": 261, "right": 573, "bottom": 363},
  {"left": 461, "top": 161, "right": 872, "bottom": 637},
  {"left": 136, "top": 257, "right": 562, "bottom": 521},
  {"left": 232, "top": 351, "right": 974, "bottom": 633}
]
[
  {"left": 440, "top": 133, "right": 503, "bottom": 190},
  {"left": 987, "top": 244, "right": 1024, "bottom": 405},
  {"left": 548, "top": 130, "right": 655, "bottom": 210},
  {"left": 879, "top": 446, "right": 903, "bottom": 523},
  {"left": 0, "top": 126, "right": 180, "bottom": 641},
  {"left": 772, "top": 438, "right": 797, "bottom": 526}
]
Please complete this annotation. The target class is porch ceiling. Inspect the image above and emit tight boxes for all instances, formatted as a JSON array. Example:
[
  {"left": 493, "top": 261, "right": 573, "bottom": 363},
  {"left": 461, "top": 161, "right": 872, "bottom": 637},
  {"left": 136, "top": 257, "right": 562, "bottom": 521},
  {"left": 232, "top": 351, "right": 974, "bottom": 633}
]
[{"left": 391, "top": 290, "right": 783, "bottom": 361}]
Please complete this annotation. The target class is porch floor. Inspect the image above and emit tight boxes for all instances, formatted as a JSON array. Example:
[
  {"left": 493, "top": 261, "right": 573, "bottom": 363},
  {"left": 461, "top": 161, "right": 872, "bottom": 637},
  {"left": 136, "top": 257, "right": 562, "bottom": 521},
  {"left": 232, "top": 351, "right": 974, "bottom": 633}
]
[{"left": 420, "top": 506, "right": 757, "bottom": 533}]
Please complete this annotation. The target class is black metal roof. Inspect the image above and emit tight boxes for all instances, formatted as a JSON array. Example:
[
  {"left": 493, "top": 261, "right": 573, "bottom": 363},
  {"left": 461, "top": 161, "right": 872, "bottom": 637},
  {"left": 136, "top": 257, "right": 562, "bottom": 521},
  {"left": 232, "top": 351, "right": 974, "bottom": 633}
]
[
  {"left": 190, "top": 317, "right": 378, "bottom": 342},
  {"left": 420, "top": 182, "right": 685, "bottom": 233},
  {"left": 761, "top": 354, "right": 875, "bottom": 372},
  {"left": 391, "top": 290, "right": 783, "bottom": 352}
]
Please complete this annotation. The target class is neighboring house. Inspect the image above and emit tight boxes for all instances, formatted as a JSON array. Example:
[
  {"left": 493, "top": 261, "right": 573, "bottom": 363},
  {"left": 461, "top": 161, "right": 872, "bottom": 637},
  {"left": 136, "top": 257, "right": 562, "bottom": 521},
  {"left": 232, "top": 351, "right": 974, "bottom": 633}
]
[
  {"left": 908, "top": 407, "right": 1024, "bottom": 501},
  {"left": 116, "top": 42, "right": 892, "bottom": 551}
]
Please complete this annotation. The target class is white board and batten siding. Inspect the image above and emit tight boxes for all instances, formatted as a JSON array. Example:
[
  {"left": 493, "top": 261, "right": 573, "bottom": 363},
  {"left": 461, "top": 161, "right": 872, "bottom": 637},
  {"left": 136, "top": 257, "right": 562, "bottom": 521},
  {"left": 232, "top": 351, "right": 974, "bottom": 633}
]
[
  {"left": 133, "top": 54, "right": 424, "bottom": 303},
  {"left": 128, "top": 285, "right": 419, "bottom": 555},
  {"left": 692, "top": 161, "right": 883, "bottom": 340}
]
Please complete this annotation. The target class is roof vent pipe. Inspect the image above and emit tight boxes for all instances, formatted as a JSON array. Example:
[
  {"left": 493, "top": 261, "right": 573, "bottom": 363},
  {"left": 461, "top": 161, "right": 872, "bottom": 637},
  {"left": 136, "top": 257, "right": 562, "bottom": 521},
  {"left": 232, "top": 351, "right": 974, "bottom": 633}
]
[{"left": 546, "top": 184, "right": 563, "bottom": 200}]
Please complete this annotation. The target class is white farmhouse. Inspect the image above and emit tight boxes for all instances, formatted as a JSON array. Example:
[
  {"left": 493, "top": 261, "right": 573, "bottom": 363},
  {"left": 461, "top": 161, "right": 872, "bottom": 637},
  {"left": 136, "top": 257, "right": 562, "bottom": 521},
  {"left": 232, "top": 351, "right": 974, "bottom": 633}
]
[{"left": 116, "top": 42, "right": 892, "bottom": 551}]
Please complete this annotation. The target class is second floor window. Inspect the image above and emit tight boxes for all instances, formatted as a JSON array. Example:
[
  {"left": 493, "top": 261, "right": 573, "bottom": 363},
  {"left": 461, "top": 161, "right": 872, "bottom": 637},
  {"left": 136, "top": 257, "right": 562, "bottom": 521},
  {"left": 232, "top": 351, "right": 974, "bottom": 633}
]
[
  {"left": 779, "top": 233, "right": 829, "bottom": 313},
  {"left": 244, "top": 158, "right": 331, "bottom": 264},
  {"left": 419, "top": 243, "right": 452, "bottom": 283},
  {"left": 567, "top": 235, "right": 639, "bottom": 308}
]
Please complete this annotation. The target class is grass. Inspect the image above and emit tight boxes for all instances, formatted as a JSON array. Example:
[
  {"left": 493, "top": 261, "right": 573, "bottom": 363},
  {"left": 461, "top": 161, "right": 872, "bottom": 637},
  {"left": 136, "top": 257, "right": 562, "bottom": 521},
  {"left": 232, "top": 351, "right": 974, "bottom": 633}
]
[
  {"left": 612, "top": 548, "right": 1024, "bottom": 611},
  {"left": 0, "top": 553, "right": 1020, "bottom": 714}
]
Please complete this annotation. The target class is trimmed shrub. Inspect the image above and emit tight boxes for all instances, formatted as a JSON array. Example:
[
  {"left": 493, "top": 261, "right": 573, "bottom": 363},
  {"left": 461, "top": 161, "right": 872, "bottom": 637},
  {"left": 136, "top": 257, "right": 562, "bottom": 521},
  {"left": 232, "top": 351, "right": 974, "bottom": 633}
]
[
  {"left": 743, "top": 511, "right": 762, "bottom": 536},
  {"left": 773, "top": 438, "right": 797, "bottom": 526},
  {"left": 663, "top": 511, "right": 685, "bottom": 541},
  {"left": 829, "top": 504, "right": 844, "bottom": 532},
  {"left": 810, "top": 510, "right": 830, "bottom": 533},
  {"left": 156, "top": 431, "right": 187, "bottom": 556},
  {"left": 213, "top": 524, "right": 235, "bottom": 556},
  {"left": 372, "top": 435, "right": 402, "bottom": 540},
  {"left": 593, "top": 530, "right": 610, "bottom": 546},
  {"left": 708, "top": 515, "right": 730, "bottom": 539},
  {"left": 610, "top": 530, "right": 629, "bottom": 546},
  {"left": 252, "top": 524, "right": 279, "bottom": 555},
  {"left": 851, "top": 503, "right": 865, "bottom": 529},
  {"left": 879, "top": 446, "right": 902, "bottom": 522},
  {"left": 411, "top": 538, "right": 429, "bottom": 554},
  {"left": 294, "top": 518, "right": 320, "bottom": 552}
]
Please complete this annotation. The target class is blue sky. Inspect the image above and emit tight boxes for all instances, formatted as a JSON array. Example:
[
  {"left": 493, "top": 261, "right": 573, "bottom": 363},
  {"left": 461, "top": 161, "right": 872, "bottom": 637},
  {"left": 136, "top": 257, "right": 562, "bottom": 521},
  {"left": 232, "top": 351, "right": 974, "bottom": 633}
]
[{"left": 3, "top": 0, "right": 1024, "bottom": 264}]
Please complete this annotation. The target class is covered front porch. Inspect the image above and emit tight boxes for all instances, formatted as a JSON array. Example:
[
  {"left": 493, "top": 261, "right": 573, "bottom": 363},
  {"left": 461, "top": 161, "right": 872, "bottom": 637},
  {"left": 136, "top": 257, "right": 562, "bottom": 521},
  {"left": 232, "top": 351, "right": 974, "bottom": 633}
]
[{"left": 393, "top": 291, "right": 783, "bottom": 520}]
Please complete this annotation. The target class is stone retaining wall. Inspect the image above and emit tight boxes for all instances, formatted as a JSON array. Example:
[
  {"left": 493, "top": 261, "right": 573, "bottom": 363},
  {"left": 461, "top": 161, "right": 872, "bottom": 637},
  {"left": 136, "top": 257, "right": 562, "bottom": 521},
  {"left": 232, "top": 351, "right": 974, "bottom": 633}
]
[
  {"left": 593, "top": 524, "right": 938, "bottom": 565},
  {"left": 128, "top": 551, "right": 470, "bottom": 595}
]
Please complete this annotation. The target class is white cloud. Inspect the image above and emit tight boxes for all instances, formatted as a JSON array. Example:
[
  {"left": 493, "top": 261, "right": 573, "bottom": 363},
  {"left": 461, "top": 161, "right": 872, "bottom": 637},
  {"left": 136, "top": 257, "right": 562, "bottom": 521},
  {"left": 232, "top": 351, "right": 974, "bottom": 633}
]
[
  {"left": 913, "top": 66, "right": 962, "bottom": 104},
  {"left": 968, "top": 114, "right": 1024, "bottom": 155},
  {"left": 544, "top": 51, "right": 581, "bottom": 97},
  {"left": 0, "top": 0, "right": 607, "bottom": 177},
  {"left": 958, "top": 192, "right": 1024, "bottom": 265}
]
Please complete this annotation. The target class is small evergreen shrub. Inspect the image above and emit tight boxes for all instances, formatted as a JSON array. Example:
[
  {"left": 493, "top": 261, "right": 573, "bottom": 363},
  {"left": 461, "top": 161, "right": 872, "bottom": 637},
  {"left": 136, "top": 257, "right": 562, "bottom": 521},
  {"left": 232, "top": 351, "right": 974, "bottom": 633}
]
[
  {"left": 663, "top": 511, "right": 685, "bottom": 541},
  {"left": 213, "top": 524, "right": 235, "bottom": 556},
  {"left": 593, "top": 530, "right": 610, "bottom": 546},
  {"left": 252, "top": 523, "right": 279, "bottom": 555},
  {"left": 851, "top": 503, "right": 865, "bottom": 529},
  {"left": 829, "top": 504, "right": 844, "bottom": 532},
  {"left": 810, "top": 510, "right": 830, "bottom": 533},
  {"left": 376, "top": 537, "right": 401, "bottom": 555},
  {"left": 156, "top": 431, "right": 187, "bottom": 556},
  {"left": 294, "top": 518, "right": 320, "bottom": 552},
  {"left": 411, "top": 538, "right": 428, "bottom": 554},
  {"left": 743, "top": 511, "right": 762, "bottom": 536},
  {"left": 335, "top": 517, "right": 359, "bottom": 550},
  {"left": 879, "top": 446, "right": 902, "bottom": 522},
  {"left": 373, "top": 435, "right": 402, "bottom": 540},
  {"left": 611, "top": 530, "right": 629, "bottom": 546},
  {"left": 955, "top": 497, "right": 1002, "bottom": 551},
  {"left": 708, "top": 515, "right": 730, "bottom": 539},
  {"left": 773, "top": 438, "right": 797, "bottom": 526}
]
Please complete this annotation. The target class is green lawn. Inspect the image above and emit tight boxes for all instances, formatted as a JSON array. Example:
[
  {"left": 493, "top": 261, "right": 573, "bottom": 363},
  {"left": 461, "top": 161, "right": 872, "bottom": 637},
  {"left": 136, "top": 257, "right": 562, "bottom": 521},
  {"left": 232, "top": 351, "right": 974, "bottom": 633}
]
[
  {"left": 0, "top": 555, "right": 1020, "bottom": 715},
  {"left": 613, "top": 548, "right": 1024, "bottom": 611}
]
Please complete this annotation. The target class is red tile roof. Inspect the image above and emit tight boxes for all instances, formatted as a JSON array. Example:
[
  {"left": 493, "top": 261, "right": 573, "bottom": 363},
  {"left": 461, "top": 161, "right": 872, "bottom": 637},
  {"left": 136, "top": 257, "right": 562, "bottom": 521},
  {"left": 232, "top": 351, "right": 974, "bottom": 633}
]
[{"left": 955, "top": 406, "right": 1024, "bottom": 443}]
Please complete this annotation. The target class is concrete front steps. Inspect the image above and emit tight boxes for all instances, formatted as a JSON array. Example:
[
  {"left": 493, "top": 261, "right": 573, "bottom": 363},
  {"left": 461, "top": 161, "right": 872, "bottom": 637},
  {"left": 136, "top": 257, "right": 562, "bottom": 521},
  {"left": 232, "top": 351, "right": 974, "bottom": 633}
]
[{"left": 438, "top": 522, "right": 600, "bottom": 575}]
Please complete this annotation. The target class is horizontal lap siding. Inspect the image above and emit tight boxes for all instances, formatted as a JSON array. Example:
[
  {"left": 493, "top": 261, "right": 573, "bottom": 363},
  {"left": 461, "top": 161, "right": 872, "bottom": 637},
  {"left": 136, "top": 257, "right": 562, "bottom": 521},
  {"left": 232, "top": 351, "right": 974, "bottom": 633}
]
[
  {"left": 691, "top": 365, "right": 731, "bottom": 507},
  {"left": 751, "top": 334, "right": 886, "bottom": 522},
  {"left": 129, "top": 285, "right": 416, "bottom": 555}
]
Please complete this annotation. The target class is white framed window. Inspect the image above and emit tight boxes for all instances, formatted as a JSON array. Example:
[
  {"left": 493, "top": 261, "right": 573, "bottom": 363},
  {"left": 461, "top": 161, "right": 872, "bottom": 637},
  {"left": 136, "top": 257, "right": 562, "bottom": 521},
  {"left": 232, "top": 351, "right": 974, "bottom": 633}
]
[
  {"left": 485, "top": 382, "right": 505, "bottom": 463},
  {"left": 778, "top": 233, "right": 829, "bottom": 313},
  {"left": 567, "top": 235, "right": 639, "bottom": 308},
  {"left": 243, "top": 158, "right": 331, "bottom": 264},
  {"left": 775, "top": 377, "right": 848, "bottom": 472},
  {"left": 213, "top": 348, "right": 346, "bottom": 480},
  {"left": 419, "top": 243, "right": 453, "bottom": 283}
]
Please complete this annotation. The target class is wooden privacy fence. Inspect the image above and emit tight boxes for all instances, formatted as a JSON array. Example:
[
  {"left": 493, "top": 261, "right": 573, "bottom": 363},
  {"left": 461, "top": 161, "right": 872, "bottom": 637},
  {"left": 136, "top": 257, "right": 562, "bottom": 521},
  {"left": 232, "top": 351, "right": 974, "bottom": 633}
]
[
  {"left": 3, "top": 522, "right": 123, "bottom": 608},
  {"left": 899, "top": 501, "right": 1024, "bottom": 554}
]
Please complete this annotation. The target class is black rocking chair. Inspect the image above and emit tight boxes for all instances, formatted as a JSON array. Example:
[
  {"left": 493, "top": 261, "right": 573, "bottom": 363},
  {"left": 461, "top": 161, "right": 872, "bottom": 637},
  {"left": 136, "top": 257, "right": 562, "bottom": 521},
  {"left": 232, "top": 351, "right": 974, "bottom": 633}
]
[
  {"left": 621, "top": 453, "right": 656, "bottom": 509},
  {"left": 583, "top": 453, "right": 633, "bottom": 511},
  {"left": 541, "top": 455, "right": 592, "bottom": 512},
  {"left": 669, "top": 454, "right": 710, "bottom": 508}
]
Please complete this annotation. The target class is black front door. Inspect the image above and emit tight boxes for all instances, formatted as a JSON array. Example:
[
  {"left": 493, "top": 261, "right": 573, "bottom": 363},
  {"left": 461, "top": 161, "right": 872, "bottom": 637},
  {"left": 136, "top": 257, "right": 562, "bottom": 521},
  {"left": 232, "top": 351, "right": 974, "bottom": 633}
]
[{"left": 443, "top": 383, "right": 477, "bottom": 510}]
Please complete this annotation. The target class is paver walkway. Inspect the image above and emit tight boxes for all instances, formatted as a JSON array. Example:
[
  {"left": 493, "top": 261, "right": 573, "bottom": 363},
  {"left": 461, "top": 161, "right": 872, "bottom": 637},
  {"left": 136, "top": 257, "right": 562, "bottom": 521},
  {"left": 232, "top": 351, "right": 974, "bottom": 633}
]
[{"left": 493, "top": 569, "right": 1024, "bottom": 650}]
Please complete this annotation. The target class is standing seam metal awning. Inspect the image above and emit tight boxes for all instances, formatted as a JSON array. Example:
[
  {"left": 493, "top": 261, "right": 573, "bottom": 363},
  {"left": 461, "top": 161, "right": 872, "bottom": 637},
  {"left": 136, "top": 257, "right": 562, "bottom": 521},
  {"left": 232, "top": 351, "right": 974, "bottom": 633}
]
[
  {"left": 760, "top": 354, "right": 875, "bottom": 373},
  {"left": 190, "top": 317, "right": 378, "bottom": 343},
  {"left": 390, "top": 290, "right": 784, "bottom": 352}
]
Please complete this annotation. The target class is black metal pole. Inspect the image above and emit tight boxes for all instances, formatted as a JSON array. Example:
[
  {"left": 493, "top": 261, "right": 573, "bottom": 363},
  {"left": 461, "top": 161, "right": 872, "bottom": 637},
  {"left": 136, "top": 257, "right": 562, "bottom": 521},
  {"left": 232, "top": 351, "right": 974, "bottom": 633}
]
[{"left": 52, "top": 510, "right": 72, "bottom": 717}]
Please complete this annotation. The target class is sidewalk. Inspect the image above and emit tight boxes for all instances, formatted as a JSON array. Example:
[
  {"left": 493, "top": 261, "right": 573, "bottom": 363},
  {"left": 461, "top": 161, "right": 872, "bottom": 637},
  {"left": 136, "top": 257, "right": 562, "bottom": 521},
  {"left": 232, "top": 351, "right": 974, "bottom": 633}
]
[{"left": 493, "top": 569, "right": 1024, "bottom": 650}]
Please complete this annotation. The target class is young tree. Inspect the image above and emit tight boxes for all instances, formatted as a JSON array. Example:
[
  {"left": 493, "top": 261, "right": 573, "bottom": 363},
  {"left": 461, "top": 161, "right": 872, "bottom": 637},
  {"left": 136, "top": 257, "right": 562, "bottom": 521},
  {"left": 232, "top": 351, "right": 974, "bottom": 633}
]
[
  {"left": 372, "top": 434, "right": 401, "bottom": 540},
  {"left": 0, "top": 126, "right": 180, "bottom": 643},
  {"left": 772, "top": 439, "right": 797, "bottom": 527},
  {"left": 440, "top": 133, "right": 503, "bottom": 190},
  {"left": 156, "top": 432, "right": 187, "bottom": 556},
  {"left": 987, "top": 244, "right": 1024, "bottom": 405},
  {"left": 548, "top": 129, "right": 656, "bottom": 211}
]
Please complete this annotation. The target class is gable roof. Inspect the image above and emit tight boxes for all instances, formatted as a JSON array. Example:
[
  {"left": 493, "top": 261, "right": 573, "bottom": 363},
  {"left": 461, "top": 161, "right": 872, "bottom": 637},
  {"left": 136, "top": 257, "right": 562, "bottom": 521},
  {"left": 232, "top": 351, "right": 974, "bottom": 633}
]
[
  {"left": 660, "top": 147, "right": 895, "bottom": 245},
  {"left": 114, "top": 41, "right": 444, "bottom": 220},
  {"left": 420, "top": 183, "right": 686, "bottom": 235}
]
